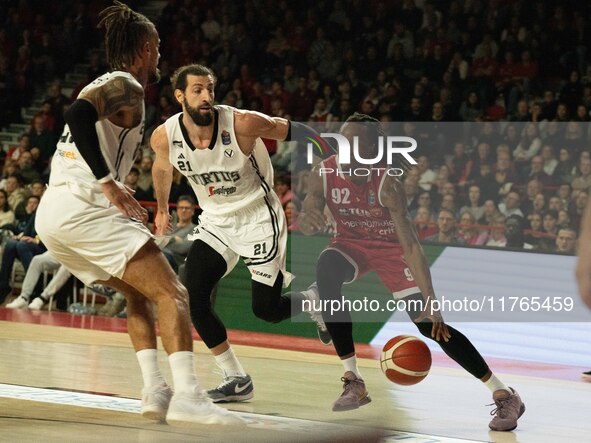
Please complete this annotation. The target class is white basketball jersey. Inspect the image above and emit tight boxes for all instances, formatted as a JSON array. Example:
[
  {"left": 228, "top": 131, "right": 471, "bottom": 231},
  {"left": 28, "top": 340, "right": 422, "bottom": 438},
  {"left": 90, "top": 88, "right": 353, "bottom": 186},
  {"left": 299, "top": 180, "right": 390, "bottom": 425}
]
[
  {"left": 164, "top": 105, "right": 274, "bottom": 215},
  {"left": 49, "top": 71, "right": 145, "bottom": 189}
]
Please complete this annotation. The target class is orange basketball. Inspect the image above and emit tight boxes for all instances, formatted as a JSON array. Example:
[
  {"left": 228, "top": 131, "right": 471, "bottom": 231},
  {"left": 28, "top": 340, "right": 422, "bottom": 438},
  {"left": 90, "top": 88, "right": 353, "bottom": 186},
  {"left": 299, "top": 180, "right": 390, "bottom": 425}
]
[{"left": 380, "top": 335, "right": 431, "bottom": 385}]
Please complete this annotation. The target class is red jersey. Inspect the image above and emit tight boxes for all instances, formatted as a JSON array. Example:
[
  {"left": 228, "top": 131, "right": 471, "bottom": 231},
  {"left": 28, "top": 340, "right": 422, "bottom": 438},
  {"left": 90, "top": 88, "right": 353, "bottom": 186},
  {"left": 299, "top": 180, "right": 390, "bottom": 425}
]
[{"left": 322, "top": 156, "right": 399, "bottom": 243}]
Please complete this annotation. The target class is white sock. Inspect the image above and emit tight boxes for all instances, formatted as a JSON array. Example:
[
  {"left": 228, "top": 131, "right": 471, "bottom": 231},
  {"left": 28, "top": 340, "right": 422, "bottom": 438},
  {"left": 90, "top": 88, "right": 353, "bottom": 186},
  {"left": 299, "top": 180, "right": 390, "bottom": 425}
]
[
  {"left": 484, "top": 374, "right": 511, "bottom": 395},
  {"left": 168, "top": 351, "right": 199, "bottom": 394},
  {"left": 136, "top": 349, "right": 166, "bottom": 389},
  {"left": 214, "top": 348, "right": 247, "bottom": 378},
  {"left": 342, "top": 355, "right": 362, "bottom": 379}
]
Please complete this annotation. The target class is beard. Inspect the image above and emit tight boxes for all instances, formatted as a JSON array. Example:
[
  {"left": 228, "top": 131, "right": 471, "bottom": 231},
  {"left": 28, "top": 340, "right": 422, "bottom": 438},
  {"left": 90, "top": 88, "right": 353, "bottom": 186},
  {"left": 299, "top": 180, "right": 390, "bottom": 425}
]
[{"left": 184, "top": 97, "right": 214, "bottom": 126}]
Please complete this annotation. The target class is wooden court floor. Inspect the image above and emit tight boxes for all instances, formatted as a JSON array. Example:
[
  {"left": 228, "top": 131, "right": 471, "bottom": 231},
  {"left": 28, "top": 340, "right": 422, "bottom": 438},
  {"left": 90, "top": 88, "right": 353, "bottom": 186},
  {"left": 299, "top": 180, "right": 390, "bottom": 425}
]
[{"left": 1, "top": 315, "right": 590, "bottom": 442}]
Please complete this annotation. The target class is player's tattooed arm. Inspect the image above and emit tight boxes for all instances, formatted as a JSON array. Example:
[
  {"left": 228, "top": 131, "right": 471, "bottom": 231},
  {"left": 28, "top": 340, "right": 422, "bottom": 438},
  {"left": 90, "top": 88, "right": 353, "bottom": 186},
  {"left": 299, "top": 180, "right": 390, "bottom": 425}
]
[
  {"left": 80, "top": 76, "right": 144, "bottom": 127},
  {"left": 381, "top": 175, "right": 436, "bottom": 301},
  {"left": 299, "top": 164, "right": 327, "bottom": 236},
  {"left": 382, "top": 175, "right": 450, "bottom": 341}
]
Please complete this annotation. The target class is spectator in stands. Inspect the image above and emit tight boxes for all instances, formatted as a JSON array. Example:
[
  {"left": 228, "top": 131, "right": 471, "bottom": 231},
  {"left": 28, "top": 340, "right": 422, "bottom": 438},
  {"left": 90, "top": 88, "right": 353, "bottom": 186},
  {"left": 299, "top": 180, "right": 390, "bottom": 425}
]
[
  {"left": 414, "top": 191, "right": 435, "bottom": 220},
  {"left": 501, "top": 123, "right": 520, "bottom": 153},
  {"left": 525, "top": 212, "right": 544, "bottom": 248},
  {"left": 538, "top": 209, "right": 560, "bottom": 251},
  {"left": 124, "top": 167, "right": 154, "bottom": 202},
  {"left": 416, "top": 154, "right": 437, "bottom": 191},
  {"left": 569, "top": 190, "right": 588, "bottom": 230},
  {"left": 458, "top": 210, "right": 486, "bottom": 245},
  {"left": 28, "top": 114, "right": 54, "bottom": 163},
  {"left": 5, "top": 250, "right": 71, "bottom": 310},
  {"left": 521, "top": 179, "right": 543, "bottom": 216},
  {"left": 459, "top": 91, "right": 483, "bottom": 122},
  {"left": 424, "top": 208, "right": 465, "bottom": 244},
  {"left": 460, "top": 184, "right": 484, "bottom": 221},
  {"left": 414, "top": 207, "right": 437, "bottom": 240},
  {"left": 571, "top": 156, "right": 591, "bottom": 192},
  {"left": 558, "top": 209, "right": 571, "bottom": 227},
  {"left": 17, "top": 150, "right": 40, "bottom": 184},
  {"left": 137, "top": 155, "right": 154, "bottom": 196},
  {"left": 555, "top": 148, "right": 577, "bottom": 185},
  {"left": 162, "top": 195, "right": 197, "bottom": 274},
  {"left": 467, "top": 142, "right": 493, "bottom": 182},
  {"left": 0, "top": 195, "right": 45, "bottom": 303},
  {"left": 485, "top": 213, "right": 507, "bottom": 247},
  {"left": 448, "top": 142, "right": 469, "bottom": 185},
  {"left": 493, "top": 149, "right": 519, "bottom": 192},
  {"left": 6, "top": 133, "right": 30, "bottom": 164},
  {"left": 499, "top": 191, "right": 524, "bottom": 218},
  {"left": 540, "top": 145, "right": 559, "bottom": 177},
  {"left": 0, "top": 189, "right": 15, "bottom": 228},
  {"left": 44, "top": 81, "right": 70, "bottom": 131},
  {"left": 274, "top": 174, "right": 293, "bottom": 208},
  {"left": 524, "top": 155, "right": 555, "bottom": 188},
  {"left": 513, "top": 123, "right": 541, "bottom": 172},
  {"left": 504, "top": 215, "right": 533, "bottom": 250},
  {"left": 554, "top": 226, "right": 577, "bottom": 254},
  {"left": 5, "top": 174, "right": 27, "bottom": 214},
  {"left": 548, "top": 196, "right": 564, "bottom": 213}
]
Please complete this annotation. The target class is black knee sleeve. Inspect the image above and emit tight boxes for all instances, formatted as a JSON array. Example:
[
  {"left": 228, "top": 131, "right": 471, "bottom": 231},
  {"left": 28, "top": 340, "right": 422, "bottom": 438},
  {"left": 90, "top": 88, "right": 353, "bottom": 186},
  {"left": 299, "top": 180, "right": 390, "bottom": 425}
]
[
  {"left": 251, "top": 273, "right": 288, "bottom": 323},
  {"left": 184, "top": 240, "right": 228, "bottom": 348}
]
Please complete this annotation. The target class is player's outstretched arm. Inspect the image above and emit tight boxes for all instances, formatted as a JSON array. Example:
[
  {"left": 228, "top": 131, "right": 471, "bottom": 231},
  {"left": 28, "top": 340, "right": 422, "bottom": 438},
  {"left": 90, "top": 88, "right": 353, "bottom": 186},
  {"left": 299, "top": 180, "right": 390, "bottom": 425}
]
[
  {"left": 381, "top": 175, "right": 450, "bottom": 342},
  {"left": 65, "top": 75, "right": 146, "bottom": 220},
  {"left": 233, "top": 110, "right": 335, "bottom": 157},
  {"left": 298, "top": 164, "right": 327, "bottom": 236},
  {"left": 151, "top": 124, "right": 174, "bottom": 236},
  {"left": 576, "top": 195, "right": 591, "bottom": 309}
]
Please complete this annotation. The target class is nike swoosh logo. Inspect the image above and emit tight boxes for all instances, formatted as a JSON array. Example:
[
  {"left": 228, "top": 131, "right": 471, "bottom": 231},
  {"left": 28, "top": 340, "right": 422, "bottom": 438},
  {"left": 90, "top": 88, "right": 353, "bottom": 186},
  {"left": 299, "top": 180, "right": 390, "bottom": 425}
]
[{"left": 234, "top": 381, "right": 252, "bottom": 394}]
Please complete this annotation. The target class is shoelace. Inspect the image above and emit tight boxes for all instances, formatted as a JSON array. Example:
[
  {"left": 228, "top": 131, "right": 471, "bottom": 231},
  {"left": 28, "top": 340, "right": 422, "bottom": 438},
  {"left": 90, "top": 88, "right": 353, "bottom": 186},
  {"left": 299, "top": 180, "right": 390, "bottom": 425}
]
[
  {"left": 216, "top": 376, "right": 242, "bottom": 390},
  {"left": 488, "top": 396, "right": 512, "bottom": 418}
]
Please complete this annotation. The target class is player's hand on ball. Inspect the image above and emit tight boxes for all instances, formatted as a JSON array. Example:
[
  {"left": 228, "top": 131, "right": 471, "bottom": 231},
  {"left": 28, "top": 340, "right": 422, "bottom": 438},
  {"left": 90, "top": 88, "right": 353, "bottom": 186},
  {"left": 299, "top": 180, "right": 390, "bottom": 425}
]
[{"left": 101, "top": 179, "right": 146, "bottom": 221}]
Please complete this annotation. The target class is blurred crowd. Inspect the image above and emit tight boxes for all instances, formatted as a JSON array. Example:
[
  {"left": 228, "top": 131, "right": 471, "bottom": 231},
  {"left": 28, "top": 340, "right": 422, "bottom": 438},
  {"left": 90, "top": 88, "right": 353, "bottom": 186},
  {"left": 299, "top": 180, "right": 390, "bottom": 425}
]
[{"left": 1, "top": 0, "right": 590, "bottom": 257}]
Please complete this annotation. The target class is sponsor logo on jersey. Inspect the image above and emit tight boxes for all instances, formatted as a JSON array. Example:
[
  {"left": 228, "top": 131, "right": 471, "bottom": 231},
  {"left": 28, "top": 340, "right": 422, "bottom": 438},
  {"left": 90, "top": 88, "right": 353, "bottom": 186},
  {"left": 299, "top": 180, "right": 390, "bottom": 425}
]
[
  {"left": 188, "top": 171, "right": 241, "bottom": 186},
  {"left": 251, "top": 269, "right": 273, "bottom": 279},
  {"left": 336, "top": 207, "right": 374, "bottom": 217},
  {"left": 370, "top": 207, "right": 384, "bottom": 217},
  {"left": 224, "top": 148, "right": 234, "bottom": 158},
  {"left": 173, "top": 140, "right": 183, "bottom": 149},
  {"left": 178, "top": 153, "right": 185, "bottom": 159},
  {"left": 368, "top": 190, "right": 376, "bottom": 206},
  {"left": 208, "top": 185, "right": 237, "bottom": 197},
  {"left": 221, "top": 130, "right": 231, "bottom": 145},
  {"left": 57, "top": 149, "right": 76, "bottom": 160}
]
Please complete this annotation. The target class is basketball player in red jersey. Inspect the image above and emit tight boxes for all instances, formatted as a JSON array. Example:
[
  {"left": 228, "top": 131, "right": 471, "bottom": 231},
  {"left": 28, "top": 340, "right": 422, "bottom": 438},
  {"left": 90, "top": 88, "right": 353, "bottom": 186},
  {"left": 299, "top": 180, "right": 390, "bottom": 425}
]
[{"left": 297, "top": 113, "right": 525, "bottom": 431}]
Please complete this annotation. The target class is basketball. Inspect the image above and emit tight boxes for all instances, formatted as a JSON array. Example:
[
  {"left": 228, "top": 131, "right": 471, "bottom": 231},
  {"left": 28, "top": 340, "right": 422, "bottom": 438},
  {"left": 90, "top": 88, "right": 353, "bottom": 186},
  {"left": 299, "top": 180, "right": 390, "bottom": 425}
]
[{"left": 380, "top": 335, "right": 432, "bottom": 385}]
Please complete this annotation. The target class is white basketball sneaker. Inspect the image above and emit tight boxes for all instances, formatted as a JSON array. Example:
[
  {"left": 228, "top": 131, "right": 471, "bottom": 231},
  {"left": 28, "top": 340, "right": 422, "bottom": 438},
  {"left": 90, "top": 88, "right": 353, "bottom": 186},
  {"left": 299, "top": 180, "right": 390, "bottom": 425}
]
[
  {"left": 141, "top": 383, "right": 173, "bottom": 422},
  {"left": 166, "top": 387, "right": 246, "bottom": 427},
  {"left": 6, "top": 295, "right": 29, "bottom": 309}
]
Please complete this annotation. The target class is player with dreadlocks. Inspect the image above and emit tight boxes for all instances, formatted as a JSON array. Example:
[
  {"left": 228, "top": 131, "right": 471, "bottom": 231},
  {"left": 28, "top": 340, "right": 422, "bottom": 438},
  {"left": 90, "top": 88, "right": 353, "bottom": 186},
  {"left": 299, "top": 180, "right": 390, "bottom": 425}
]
[
  {"left": 294, "top": 113, "right": 525, "bottom": 431},
  {"left": 35, "top": 1, "right": 243, "bottom": 427}
]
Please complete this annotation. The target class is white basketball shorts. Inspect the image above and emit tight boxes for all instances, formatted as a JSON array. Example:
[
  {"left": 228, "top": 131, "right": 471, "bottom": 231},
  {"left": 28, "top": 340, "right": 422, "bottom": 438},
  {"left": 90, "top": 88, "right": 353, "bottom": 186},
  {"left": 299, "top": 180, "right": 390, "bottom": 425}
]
[
  {"left": 35, "top": 182, "right": 153, "bottom": 286},
  {"left": 188, "top": 193, "right": 293, "bottom": 288}
]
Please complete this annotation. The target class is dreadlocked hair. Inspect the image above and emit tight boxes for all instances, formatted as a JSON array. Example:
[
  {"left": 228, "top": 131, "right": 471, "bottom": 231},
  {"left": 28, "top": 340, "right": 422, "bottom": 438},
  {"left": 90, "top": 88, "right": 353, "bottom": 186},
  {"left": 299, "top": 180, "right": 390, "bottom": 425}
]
[
  {"left": 97, "top": 1, "right": 155, "bottom": 71},
  {"left": 344, "top": 112, "right": 413, "bottom": 173}
]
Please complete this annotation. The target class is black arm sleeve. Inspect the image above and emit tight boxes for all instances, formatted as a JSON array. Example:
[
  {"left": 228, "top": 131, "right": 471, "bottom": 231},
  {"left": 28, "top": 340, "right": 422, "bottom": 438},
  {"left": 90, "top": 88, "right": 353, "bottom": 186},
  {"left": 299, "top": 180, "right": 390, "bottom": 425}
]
[
  {"left": 64, "top": 99, "right": 112, "bottom": 182},
  {"left": 285, "top": 121, "right": 337, "bottom": 158}
]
